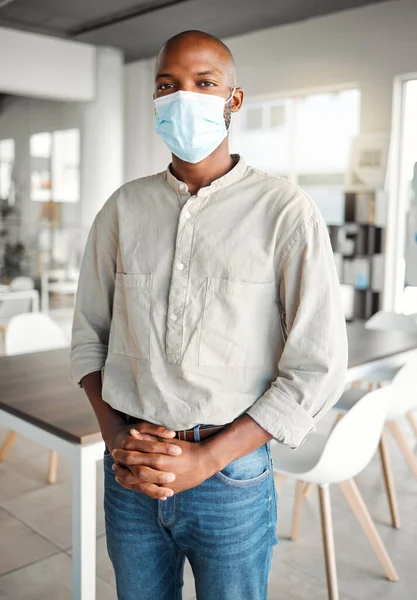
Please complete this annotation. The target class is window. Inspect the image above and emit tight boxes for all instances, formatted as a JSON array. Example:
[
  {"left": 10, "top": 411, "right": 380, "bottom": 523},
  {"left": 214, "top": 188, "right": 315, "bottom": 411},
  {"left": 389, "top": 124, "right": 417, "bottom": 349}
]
[
  {"left": 30, "top": 129, "right": 80, "bottom": 203},
  {"left": 231, "top": 88, "right": 361, "bottom": 225},
  {"left": 398, "top": 79, "right": 417, "bottom": 312},
  {"left": 0, "top": 139, "right": 15, "bottom": 202}
]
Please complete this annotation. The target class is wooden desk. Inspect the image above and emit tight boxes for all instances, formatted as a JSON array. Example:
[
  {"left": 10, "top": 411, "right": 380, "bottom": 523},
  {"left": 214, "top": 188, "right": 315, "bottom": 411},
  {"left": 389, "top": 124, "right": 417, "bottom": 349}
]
[
  {"left": 0, "top": 349, "right": 103, "bottom": 600},
  {"left": 1, "top": 323, "right": 417, "bottom": 599}
]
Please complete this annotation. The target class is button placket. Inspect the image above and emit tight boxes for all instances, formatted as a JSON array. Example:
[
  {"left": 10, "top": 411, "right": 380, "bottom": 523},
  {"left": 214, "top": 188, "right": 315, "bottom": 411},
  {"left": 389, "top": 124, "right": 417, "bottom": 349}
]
[{"left": 165, "top": 197, "right": 201, "bottom": 363}]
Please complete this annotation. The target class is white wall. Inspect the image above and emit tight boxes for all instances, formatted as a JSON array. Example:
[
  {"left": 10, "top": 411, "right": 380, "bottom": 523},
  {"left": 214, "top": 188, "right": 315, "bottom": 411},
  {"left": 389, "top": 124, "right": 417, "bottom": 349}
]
[
  {"left": 124, "top": 0, "right": 417, "bottom": 181},
  {"left": 0, "top": 26, "right": 95, "bottom": 101},
  {"left": 124, "top": 61, "right": 170, "bottom": 182}
]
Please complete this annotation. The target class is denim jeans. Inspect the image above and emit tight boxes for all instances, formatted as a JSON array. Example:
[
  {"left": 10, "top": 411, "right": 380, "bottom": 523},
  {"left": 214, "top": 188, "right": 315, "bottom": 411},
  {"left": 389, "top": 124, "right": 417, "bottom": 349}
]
[{"left": 104, "top": 427, "right": 278, "bottom": 600}]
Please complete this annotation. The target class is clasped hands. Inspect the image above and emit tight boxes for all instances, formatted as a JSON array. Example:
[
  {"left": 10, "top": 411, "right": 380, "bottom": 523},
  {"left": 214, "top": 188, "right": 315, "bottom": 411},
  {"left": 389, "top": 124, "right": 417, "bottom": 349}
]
[{"left": 108, "top": 422, "right": 216, "bottom": 500}]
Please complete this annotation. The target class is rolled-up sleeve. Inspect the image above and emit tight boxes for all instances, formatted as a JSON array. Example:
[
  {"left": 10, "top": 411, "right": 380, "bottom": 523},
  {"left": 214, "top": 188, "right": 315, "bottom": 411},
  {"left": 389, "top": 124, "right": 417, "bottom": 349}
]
[
  {"left": 70, "top": 196, "right": 118, "bottom": 386},
  {"left": 247, "top": 205, "right": 348, "bottom": 449}
]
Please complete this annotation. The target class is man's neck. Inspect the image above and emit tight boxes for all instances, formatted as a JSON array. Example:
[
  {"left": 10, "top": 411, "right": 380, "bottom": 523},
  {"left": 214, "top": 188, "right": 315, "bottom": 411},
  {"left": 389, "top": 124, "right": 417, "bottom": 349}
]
[{"left": 170, "top": 141, "right": 235, "bottom": 196}]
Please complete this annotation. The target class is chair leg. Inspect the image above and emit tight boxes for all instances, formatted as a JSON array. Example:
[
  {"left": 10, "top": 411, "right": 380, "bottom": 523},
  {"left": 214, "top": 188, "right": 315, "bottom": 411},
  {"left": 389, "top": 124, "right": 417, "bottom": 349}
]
[
  {"left": 303, "top": 482, "right": 315, "bottom": 497},
  {"left": 379, "top": 431, "right": 401, "bottom": 528},
  {"left": 0, "top": 431, "right": 18, "bottom": 461},
  {"left": 406, "top": 411, "right": 417, "bottom": 437},
  {"left": 48, "top": 451, "right": 59, "bottom": 484},
  {"left": 387, "top": 420, "right": 417, "bottom": 480},
  {"left": 274, "top": 472, "right": 287, "bottom": 491},
  {"left": 291, "top": 480, "right": 305, "bottom": 541},
  {"left": 339, "top": 479, "right": 398, "bottom": 581},
  {"left": 318, "top": 485, "right": 339, "bottom": 600}
]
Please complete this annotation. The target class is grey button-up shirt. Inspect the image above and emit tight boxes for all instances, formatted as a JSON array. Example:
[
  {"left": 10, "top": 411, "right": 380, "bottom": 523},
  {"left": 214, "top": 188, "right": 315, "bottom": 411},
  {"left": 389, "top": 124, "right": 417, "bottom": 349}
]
[{"left": 71, "top": 155, "right": 347, "bottom": 449}]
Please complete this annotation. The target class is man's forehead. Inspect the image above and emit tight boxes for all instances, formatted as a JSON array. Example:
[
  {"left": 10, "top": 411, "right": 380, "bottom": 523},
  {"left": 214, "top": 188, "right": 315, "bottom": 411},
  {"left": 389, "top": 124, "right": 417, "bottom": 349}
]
[
  {"left": 155, "top": 65, "right": 224, "bottom": 80},
  {"left": 156, "top": 42, "right": 230, "bottom": 72}
]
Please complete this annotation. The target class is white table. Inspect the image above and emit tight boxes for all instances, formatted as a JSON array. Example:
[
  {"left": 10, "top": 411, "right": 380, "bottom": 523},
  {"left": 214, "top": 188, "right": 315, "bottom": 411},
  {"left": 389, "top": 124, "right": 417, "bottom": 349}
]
[{"left": 0, "top": 349, "right": 104, "bottom": 600}]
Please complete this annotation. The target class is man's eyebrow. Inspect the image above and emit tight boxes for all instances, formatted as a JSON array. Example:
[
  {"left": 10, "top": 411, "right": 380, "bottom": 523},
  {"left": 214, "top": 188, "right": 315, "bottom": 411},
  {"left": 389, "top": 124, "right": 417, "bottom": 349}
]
[
  {"left": 155, "top": 73, "right": 173, "bottom": 81},
  {"left": 155, "top": 69, "right": 221, "bottom": 81},
  {"left": 196, "top": 70, "right": 219, "bottom": 76}
]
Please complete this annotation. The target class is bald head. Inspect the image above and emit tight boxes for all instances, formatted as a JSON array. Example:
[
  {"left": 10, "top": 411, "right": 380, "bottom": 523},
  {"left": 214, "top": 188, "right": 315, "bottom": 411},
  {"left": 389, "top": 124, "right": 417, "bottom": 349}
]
[{"left": 155, "top": 30, "right": 236, "bottom": 88}]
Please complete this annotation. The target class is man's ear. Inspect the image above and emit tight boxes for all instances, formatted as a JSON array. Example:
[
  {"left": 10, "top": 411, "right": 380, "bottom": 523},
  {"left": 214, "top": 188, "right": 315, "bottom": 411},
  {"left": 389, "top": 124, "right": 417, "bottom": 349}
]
[{"left": 231, "top": 87, "right": 244, "bottom": 113}]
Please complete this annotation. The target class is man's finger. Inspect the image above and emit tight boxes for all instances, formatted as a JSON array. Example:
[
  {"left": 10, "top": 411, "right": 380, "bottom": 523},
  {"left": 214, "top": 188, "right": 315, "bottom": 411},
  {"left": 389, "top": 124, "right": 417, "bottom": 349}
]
[
  {"left": 116, "top": 440, "right": 182, "bottom": 459},
  {"left": 115, "top": 477, "right": 174, "bottom": 499},
  {"left": 135, "top": 481, "right": 175, "bottom": 500},
  {"left": 132, "top": 422, "right": 176, "bottom": 439},
  {"left": 113, "top": 463, "right": 176, "bottom": 485}
]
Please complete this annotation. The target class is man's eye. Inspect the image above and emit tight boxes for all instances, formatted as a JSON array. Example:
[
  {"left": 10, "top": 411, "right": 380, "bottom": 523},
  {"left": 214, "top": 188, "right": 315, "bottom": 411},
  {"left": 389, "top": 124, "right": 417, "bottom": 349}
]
[
  {"left": 199, "top": 81, "right": 215, "bottom": 87},
  {"left": 158, "top": 83, "right": 174, "bottom": 91}
]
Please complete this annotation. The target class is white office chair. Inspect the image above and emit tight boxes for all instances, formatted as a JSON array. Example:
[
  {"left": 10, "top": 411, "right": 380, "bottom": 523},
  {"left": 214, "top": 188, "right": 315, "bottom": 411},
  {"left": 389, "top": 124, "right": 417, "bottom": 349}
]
[
  {"left": 335, "top": 358, "right": 417, "bottom": 529},
  {"left": 9, "top": 276, "right": 35, "bottom": 291},
  {"left": 0, "top": 313, "right": 68, "bottom": 484},
  {"left": 0, "top": 276, "right": 37, "bottom": 331},
  {"left": 272, "top": 388, "right": 398, "bottom": 600}
]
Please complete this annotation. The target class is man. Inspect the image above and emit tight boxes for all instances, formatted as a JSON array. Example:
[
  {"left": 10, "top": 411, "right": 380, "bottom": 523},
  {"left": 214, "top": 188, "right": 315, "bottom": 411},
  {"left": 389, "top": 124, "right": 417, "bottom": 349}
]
[{"left": 71, "top": 30, "right": 347, "bottom": 600}]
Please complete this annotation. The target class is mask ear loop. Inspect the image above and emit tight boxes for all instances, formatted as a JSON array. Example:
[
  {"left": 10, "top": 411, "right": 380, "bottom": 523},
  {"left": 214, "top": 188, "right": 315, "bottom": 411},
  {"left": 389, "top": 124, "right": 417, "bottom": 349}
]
[
  {"left": 225, "top": 87, "right": 236, "bottom": 133},
  {"left": 225, "top": 87, "right": 236, "bottom": 104}
]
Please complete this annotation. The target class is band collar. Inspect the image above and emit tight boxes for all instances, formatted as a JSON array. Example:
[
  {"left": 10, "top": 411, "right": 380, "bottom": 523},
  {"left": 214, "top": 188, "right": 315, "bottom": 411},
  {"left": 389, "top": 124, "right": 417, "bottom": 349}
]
[{"left": 165, "top": 154, "right": 246, "bottom": 196}]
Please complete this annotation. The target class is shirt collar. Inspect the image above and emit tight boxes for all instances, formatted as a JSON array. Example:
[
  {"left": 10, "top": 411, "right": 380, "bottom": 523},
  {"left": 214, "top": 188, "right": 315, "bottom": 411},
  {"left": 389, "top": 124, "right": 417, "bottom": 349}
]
[{"left": 165, "top": 154, "right": 247, "bottom": 196}]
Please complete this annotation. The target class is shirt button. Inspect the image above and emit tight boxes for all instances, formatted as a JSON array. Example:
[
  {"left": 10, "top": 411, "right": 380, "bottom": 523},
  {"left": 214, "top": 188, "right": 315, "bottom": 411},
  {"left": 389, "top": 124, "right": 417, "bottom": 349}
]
[
  {"left": 183, "top": 211, "right": 191, "bottom": 219},
  {"left": 176, "top": 262, "right": 184, "bottom": 271},
  {"left": 178, "top": 183, "right": 187, "bottom": 192},
  {"left": 169, "top": 313, "right": 178, "bottom": 322}
]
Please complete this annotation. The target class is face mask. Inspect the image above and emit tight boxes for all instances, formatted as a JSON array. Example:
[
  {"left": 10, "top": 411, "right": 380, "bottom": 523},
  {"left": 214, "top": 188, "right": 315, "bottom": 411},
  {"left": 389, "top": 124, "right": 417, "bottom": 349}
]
[{"left": 154, "top": 89, "right": 235, "bottom": 164}]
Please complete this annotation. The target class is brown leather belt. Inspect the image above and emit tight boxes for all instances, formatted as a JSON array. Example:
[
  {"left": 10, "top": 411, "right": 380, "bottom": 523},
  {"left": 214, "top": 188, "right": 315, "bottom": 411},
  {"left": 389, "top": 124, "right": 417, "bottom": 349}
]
[{"left": 176, "top": 425, "right": 225, "bottom": 442}]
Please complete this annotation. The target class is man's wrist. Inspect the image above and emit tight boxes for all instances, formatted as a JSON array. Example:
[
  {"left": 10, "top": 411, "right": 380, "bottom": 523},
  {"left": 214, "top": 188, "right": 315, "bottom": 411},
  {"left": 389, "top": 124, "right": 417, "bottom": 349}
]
[
  {"left": 198, "top": 414, "right": 273, "bottom": 476},
  {"left": 199, "top": 438, "right": 227, "bottom": 475}
]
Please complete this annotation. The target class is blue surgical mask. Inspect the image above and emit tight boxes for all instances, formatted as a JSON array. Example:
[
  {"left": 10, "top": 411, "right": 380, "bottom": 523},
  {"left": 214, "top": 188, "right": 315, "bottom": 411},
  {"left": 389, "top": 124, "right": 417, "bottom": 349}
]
[{"left": 154, "top": 89, "right": 235, "bottom": 164}]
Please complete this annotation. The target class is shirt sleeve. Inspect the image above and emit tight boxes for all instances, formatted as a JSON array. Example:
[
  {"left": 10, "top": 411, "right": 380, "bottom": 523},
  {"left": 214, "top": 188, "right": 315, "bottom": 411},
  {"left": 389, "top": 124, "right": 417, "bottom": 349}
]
[
  {"left": 246, "top": 205, "right": 348, "bottom": 449},
  {"left": 70, "top": 196, "right": 118, "bottom": 386}
]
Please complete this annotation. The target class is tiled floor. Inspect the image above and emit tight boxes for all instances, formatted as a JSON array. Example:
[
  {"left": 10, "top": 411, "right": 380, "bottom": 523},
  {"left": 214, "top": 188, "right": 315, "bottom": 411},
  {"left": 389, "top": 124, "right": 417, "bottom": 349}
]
[{"left": 0, "top": 417, "right": 417, "bottom": 599}]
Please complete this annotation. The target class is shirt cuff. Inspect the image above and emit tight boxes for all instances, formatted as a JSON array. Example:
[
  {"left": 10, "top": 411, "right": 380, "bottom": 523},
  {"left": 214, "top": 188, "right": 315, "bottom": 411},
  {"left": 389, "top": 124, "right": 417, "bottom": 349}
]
[
  {"left": 70, "top": 348, "right": 107, "bottom": 387},
  {"left": 246, "top": 389, "right": 316, "bottom": 449}
]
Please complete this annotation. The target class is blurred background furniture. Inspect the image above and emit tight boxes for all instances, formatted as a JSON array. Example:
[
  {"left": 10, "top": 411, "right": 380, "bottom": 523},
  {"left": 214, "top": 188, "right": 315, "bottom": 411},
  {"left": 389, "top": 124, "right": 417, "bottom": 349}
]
[
  {"left": 0, "top": 277, "right": 39, "bottom": 351},
  {"left": 340, "top": 283, "right": 355, "bottom": 321},
  {"left": 354, "top": 309, "right": 417, "bottom": 389},
  {"left": 0, "top": 347, "right": 105, "bottom": 600},
  {"left": 272, "top": 388, "right": 398, "bottom": 600},
  {"left": 0, "top": 312, "right": 68, "bottom": 483},
  {"left": 41, "top": 267, "right": 79, "bottom": 312},
  {"left": 335, "top": 358, "right": 417, "bottom": 529}
]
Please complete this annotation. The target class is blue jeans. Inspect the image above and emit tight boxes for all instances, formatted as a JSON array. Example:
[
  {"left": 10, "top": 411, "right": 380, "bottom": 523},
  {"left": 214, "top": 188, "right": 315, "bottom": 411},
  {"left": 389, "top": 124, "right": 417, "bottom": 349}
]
[{"left": 104, "top": 427, "right": 278, "bottom": 600}]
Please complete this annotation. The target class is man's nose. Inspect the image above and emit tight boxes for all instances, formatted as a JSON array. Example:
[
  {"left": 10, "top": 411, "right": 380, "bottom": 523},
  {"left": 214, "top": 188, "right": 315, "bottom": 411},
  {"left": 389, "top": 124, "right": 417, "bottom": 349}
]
[{"left": 178, "top": 82, "right": 197, "bottom": 93}]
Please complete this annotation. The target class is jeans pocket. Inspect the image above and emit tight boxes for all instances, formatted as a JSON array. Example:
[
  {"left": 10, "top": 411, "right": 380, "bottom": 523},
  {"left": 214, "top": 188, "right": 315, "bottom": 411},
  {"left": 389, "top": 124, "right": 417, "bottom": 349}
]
[
  {"left": 214, "top": 444, "right": 270, "bottom": 487},
  {"left": 103, "top": 446, "right": 113, "bottom": 460}
]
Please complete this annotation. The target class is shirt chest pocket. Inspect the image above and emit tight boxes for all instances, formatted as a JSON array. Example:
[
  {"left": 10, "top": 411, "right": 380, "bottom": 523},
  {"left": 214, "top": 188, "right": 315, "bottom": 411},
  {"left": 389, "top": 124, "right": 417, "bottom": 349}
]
[
  {"left": 198, "top": 277, "right": 276, "bottom": 367},
  {"left": 110, "top": 273, "right": 152, "bottom": 360}
]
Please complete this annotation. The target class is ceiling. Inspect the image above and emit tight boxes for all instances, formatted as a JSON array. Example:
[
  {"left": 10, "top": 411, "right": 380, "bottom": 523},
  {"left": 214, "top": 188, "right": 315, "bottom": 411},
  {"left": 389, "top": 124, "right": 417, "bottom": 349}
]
[{"left": 0, "top": 0, "right": 390, "bottom": 62}]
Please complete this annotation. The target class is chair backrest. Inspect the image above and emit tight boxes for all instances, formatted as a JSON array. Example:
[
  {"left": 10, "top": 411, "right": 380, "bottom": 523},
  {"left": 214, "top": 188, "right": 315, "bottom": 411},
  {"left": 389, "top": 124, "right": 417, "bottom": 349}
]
[
  {"left": 9, "top": 276, "right": 35, "bottom": 291},
  {"left": 309, "top": 388, "right": 391, "bottom": 484},
  {"left": 387, "top": 357, "right": 417, "bottom": 419},
  {"left": 365, "top": 310, "right": 417, "bottom": 333},
  {"left": 0, "top": 297, "right": 32, "bottom": 319},
  {"left": 5, "top": 313, "right": 69, "bottom": 355}
]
